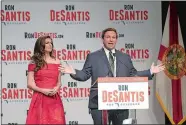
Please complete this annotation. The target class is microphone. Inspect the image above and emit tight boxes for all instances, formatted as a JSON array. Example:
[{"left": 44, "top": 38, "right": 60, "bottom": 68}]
[
  {"left": 113, "top": 53, "right": 116, "bottom": 57},
  {"left": 91, "top": 79, "right": 98, "bottom": 89}
]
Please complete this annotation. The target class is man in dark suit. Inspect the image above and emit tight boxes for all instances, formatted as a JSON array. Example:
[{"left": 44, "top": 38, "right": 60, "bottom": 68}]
[{"left": 58, "top": 28, "right": 165, "bottom": 125}]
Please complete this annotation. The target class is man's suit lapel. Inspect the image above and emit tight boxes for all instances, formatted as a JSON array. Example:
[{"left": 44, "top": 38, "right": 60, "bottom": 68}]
[{"left": 116, "top": 50, "right": 130, "bottom": 77}]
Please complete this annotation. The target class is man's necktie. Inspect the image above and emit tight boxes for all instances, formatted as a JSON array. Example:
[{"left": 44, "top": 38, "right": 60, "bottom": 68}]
[{"left": 109, "top": 51, "right": 115, "bottom": 76}]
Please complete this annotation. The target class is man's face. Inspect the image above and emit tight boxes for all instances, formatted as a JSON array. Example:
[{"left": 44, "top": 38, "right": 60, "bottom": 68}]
[{"left": 102, "top": 31, "right": 117, "bottom": 50}]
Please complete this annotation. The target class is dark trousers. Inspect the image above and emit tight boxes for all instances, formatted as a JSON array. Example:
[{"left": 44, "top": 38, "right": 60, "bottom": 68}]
[{"left": 90, "top": 109, "right": 129, "bottom": 125}]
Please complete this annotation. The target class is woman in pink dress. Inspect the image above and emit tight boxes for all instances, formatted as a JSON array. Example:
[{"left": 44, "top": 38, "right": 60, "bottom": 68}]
[{"left": 26, "top": 35, "right": 66, "bottom": 124}]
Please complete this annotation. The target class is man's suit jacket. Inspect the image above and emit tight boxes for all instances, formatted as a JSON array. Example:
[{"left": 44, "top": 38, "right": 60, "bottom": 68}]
[{"left": 71, "top": 48, "right": 153, "bottom": 109}]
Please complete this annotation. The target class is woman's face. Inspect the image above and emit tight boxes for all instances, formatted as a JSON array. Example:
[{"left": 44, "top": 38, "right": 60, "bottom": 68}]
[{"left": 44, "top": 38, "right": 53, "bottom": 53}]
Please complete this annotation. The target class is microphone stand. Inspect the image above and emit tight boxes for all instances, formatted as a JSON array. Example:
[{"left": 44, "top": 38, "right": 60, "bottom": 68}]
[{"left": 133, "top": 109, "right": 137, "bottom": 124}]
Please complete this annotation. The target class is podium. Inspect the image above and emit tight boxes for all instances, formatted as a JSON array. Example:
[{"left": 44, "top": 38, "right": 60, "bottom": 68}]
[{"left": 97, "top": 77, "right": 149, "bottom": 124}]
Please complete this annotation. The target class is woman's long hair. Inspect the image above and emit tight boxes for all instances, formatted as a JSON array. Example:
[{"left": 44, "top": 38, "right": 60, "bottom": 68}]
[{"left": 31, "top": 35, "right": 55, "bottom": 72}]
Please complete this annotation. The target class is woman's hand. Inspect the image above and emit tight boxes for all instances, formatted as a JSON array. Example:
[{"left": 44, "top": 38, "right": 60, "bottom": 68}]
[
  {"left": 49, "top": 85, "right": 61, "bottom": 96},
  {"left": 41, "top": 88, "right": 54, "bottom": 96}
]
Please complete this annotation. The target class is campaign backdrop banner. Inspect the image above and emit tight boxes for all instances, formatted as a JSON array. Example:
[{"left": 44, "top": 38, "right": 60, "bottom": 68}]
[{"left": 0, "top": 1, "right": 164, "bottom": 124}]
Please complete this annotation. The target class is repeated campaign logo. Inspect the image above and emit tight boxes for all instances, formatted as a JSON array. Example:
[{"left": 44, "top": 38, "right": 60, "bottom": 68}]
[
  {"left": 1, "top": 4, "right": 31, "bottom": 25},
  {"left": 109, "top": 4, "right": 149, "bottom": 25},
  {"left": 119, "top": 43, "right": 150, "bottom": 63},
  {"left": 53, "top": 44, "right": 91, "bottom": 63},
  {"left": 50, "top": 5, "right": 90, "bottom": 25},
  {"left": 59, "top": 81, "right": 90, "bottom": 102},
  {"left": 24, "top": 32, "right": 64, "bottom": 39},
  {"left": 1, "top": 82, "right": 33, "bottom": 104},
  {"left": 1, "top": 45, "right": 32, "bottom": 65},
  {"left": 85, "top": 31, "right": 124, "bottom": 39}
]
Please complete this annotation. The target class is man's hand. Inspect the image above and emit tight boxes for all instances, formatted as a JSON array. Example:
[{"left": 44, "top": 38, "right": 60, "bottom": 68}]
[
  {"left": 150, "top": 62, "right": 165, "bottom": 74},
  {"left": 58, "top": 64, "right": 76, "bottom": 74}
]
